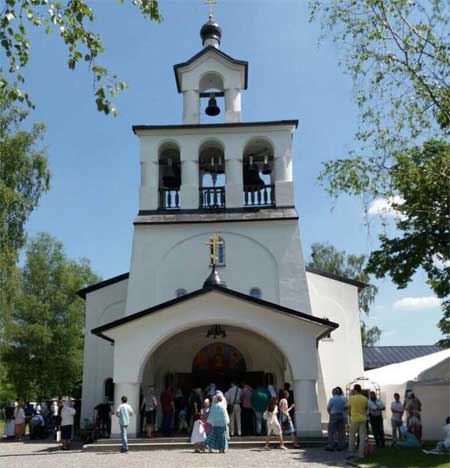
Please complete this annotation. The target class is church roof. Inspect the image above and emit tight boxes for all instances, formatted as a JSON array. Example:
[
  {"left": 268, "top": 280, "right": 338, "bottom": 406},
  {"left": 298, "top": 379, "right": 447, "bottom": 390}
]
[
  {"left": 363, "top": 345, "right": 442, "bottom": 370},
  {"left": 91, "top": 284, "right": 339, "bottom": 343},
  {"left": 77, "top": 265, "right": 365, "bottom": 300},
  {"left": 132, "top": 120, "right": 299, "bottom": 134},
  {"left": 173, "top": 45, "right": 248, "bottom": 93}
]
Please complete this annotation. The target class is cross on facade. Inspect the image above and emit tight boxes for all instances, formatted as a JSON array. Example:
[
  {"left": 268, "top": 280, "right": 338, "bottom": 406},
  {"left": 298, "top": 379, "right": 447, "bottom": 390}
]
[
  {"left": 206, "top": 234, "right": 223, "bottom": 266},
  {"left": 204, "top": 0, "right": 216, "bottom": 17}
]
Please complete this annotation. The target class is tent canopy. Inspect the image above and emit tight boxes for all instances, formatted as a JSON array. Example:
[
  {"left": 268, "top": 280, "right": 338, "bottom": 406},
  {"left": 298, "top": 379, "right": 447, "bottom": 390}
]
[{"left": 365, "top": 349, "right": 450, "bottom": 386}]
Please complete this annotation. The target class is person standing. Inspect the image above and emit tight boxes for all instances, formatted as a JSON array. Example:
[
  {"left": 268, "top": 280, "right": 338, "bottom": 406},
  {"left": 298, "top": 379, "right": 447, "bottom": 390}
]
[
  {"left": 14, "top": 401, "right": 26, "bottom": 442},
  {"left": 160, "top": 384, "right": 175, "bottom": 436},
  {"left": 116, "top": 395, "right": 134, "bottom": 454},
  {"left": 251, "top": 385, "right": 270, "bottom": 436},
  {"left": 225, "top": 381, "right": 242, "bottom": 437},
  {"left": 326, "top": 387, "right": 347, "bottom": 451},
  {"left": 368, "top": 391, "right": 385, "bottom": 447},
  {"left": 205, "top": 395, "right": 229, "bottom": 453},
  {"left": 141, "top": 385, "right": 158, "bottom": 438},
  {"left": 60, "top": 398, "right": 76, "bottom": 450},
  {"left": 391, "top": 393, "right": 404, "bottom": 443},
  {"left": 240, "top": 381, "right": 254, "bottom": 435},
  {"left": 94, "top": 397, "right": 112, "bottom": 438},
  {"left": 347, "top": 384, "right": 368, "bottom": 461},
  {"left": 404, "top": 392, "right": 422, "bottom": 442}
]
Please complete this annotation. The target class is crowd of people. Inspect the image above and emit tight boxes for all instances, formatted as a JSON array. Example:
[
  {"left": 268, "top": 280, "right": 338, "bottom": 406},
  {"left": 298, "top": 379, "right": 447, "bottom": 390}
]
[
  {"left": 326, "top": 385, "right": 450, "bottom": 461},
  {"left": 116, "top": 381, "right": 298, "bottom": 453},
  {"left": 2, "top": 398, "right": 77, "bottom": 450}
]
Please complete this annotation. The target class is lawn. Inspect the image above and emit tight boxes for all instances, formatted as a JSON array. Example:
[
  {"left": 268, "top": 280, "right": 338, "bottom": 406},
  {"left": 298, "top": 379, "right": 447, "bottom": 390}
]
[
  {"left": 361, "top": 447, "right": 450, "bottom": 468},
  {"left": 0, "top": 419, "right": 4, "bottom": 435}
]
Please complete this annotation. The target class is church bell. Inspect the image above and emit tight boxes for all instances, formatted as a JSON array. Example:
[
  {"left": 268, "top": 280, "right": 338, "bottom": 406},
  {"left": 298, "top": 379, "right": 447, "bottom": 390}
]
[
  {"left": 261, "top": 155, "right": 272, "bottom": 175},
  {"left": 205, "top": 93, "right": 220, "bottom": 116}
]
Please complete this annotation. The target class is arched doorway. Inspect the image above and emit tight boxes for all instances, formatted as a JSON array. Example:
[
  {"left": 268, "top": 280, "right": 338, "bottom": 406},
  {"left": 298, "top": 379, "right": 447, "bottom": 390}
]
[{"left": 192, "top": 342, "right": 246, "bottom": 389}]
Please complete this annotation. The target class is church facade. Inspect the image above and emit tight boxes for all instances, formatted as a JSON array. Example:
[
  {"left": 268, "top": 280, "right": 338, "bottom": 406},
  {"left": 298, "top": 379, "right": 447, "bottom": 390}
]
[{"left": 79, "top": 14, "right": 365, "bottom": 437}]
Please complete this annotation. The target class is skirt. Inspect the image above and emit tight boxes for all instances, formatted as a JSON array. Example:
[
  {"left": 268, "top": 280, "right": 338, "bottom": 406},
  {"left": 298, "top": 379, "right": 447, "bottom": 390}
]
[{"left": 205, "top": 426, "right": 228, "bottom": 450}]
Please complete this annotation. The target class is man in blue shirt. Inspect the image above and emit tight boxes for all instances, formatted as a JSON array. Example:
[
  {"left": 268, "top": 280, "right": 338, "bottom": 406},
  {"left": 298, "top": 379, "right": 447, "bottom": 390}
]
[
  {"left": 326, "top": 387, "right": 348, "bottom": 451},
  {"left": 116, "top": 396, "right": 134, "bottom": 453}
]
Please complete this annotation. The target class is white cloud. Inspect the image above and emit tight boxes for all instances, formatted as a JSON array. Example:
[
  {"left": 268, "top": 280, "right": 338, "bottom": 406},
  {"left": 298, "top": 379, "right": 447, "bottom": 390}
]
[
  {"left": 432, "top": 254, "right": 450, "bottom": 269},
  {"left": 393, "top": 296, "right": 441, "bottom": 311},
  {"left": 368, "top": 196, "right": 405, "bottom": 219}
]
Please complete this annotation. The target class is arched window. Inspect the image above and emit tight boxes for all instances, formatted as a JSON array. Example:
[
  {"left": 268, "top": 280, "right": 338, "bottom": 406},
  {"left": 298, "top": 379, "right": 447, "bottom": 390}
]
[
  {"left": 104, "top": 378, "right": 114, "bottom": 402},
  {"left": 199, "top": 141, "right": 226, "bottom": 209},
  {"left": 175, "top": 288, "right": 187, "bottom": 298},
  {"left": 243, "top": 138, "right": 274, "bottom": 207},
  {"left": 159, "top": 142, "right": 181, "bottom": 209},
  {"left": 210, "top": 236, "right": 225, "bottom": 266},
  {"left": 249, "top": 287, "right": 262, "bottom": 299}
]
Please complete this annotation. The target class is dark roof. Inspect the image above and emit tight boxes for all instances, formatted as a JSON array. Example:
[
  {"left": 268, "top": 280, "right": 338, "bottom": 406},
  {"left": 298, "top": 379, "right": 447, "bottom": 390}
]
[
  {"left": 77, "top": 266, "right": 364, "bottom": 300},
  {"left": 132, "top": 120, "right": 299, "bottom": 134},
  {"left": 173, "top": 46, "right": 248, "bottom": 93},
  {"left": 305, "top": 267, "right": 367, "bottom": 291},
  {"left": 91, "top": 285, "right": 339, "bottom": 343},
  {"left": 77, "top": 273, "right": 129, "bottom": 299},
  {"left": 363, "top": 345, "right": 442, "bottom": 370}
]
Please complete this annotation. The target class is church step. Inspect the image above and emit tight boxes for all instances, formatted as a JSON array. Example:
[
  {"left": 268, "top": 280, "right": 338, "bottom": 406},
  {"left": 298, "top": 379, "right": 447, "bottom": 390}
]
[{"left": 84, "top": 437, "right": 327, "bottom": 452}]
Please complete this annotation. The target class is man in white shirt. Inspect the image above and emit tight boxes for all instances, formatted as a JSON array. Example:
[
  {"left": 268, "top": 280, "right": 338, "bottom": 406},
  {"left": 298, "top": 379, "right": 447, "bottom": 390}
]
[
  {"left": 225, "top": 382, "right": 242, "bottom": 437},
  {"left": 116, "top": 395, "right": 134, "bottom": 453},
  {"left": 60, "top": 398, "right": 76, "bottom": 450},
  {"left": 391, "top": 393, "right": 404, "bottom": 442}
]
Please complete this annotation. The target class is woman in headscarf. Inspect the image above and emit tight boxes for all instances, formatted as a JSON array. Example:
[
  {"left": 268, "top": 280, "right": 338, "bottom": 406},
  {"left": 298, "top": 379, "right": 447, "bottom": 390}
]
[{"left": 205, "top": 394, "right": 229, "bottom": 453}]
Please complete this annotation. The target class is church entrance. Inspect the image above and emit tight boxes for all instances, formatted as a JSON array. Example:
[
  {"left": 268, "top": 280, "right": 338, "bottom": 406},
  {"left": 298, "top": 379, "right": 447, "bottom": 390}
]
[{"left": 141, "top": 325, "right": 290, "bottom": 396}]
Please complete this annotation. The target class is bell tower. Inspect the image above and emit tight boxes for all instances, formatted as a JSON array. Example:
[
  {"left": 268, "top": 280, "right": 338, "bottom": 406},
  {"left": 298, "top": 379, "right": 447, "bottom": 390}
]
[
  {"left": 127, "top": 12, "right": 311, "bottom": 322},
  {"left": 174, "top": 12, "right": 247, "bottom": 125}
]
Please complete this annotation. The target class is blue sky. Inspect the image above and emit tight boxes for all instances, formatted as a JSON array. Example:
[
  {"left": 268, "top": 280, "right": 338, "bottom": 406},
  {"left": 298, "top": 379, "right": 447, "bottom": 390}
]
[{"left": 20, "top": 0, "right": 442, "bottom": 345}]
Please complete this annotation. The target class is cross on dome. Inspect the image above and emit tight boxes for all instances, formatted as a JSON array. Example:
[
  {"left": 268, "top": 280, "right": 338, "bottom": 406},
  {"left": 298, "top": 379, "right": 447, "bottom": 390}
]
[
  {"left": 206, "top": 234, "right": 224, "bottom": 266},
  {"left": 204, "top": 0, "right": 216, "bottom": 18}
]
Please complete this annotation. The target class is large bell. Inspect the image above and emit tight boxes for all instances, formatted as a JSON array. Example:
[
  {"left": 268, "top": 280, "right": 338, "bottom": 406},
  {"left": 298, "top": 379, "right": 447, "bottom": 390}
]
[
  {"left": 261, "top": 155, "right": 272, "bottom": 175},
  {"left": 205, "top": 93, "right": 220, "bottom": 116},
  {"left": 243, "top": 163, "right": 265, "bottom": 189},
  {"left": 162, "top": 161, "right": 181, "bottom": 189}
]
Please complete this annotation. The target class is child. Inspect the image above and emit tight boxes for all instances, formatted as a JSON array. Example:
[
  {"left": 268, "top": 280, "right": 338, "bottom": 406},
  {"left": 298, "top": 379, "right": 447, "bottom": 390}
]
[
  {"left": 116, "top": 395, "right": 134, "bottom": 454},
  {"left": 264, "top": 397, "right": 286, "bottom": 450},
  {"left": 178, "top": 407, "right": 189, "bottom": 433},
  {"left": 190, "top": 412, "right": 206, "bottom": 452},
  {"left": 279, "top": 398, "right": 299, "bottom": 448}
]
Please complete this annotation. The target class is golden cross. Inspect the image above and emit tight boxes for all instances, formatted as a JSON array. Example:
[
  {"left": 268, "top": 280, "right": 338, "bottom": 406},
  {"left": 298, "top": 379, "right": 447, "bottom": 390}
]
[
  {"left": 206, "top": 234, "right": 223, "bottom": 266},
  {"left": 204, "top": 0, "right": 216, "bottom": 17}
]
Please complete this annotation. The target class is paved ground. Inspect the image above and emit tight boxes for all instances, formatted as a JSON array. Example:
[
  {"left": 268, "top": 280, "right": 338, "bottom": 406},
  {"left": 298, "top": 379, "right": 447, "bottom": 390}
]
[{"left": 0, "top": 441, "right": 349, "bottom": 468}]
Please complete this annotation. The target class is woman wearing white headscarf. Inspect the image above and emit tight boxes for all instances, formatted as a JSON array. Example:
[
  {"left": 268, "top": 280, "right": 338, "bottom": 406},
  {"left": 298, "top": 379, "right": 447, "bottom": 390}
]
[{"left": 205, "top": 394, "right": 229, "bottom": 453}]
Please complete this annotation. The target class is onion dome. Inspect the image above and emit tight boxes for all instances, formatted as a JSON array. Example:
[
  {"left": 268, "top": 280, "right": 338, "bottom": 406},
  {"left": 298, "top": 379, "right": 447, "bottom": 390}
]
[
  {"left": 203, "top": 265, "right": 226, "bottom": 288},
  {"left": 200, "top": 15, "right": 222, "bottom": 48}
]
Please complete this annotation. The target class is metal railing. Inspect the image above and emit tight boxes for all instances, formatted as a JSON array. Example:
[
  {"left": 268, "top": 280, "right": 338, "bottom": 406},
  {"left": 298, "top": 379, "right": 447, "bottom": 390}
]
[
  {"left": 244, "top": 184, "right": 275, "bottom": 207},
  {"left": 199, "top": 186, "right": 226, "bottom": 209},
  {"left": 159, "top": 188, "right": 180, "bottom": 209}
]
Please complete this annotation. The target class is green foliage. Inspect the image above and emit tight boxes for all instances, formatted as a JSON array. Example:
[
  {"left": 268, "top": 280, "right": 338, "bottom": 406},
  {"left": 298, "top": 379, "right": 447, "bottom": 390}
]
[
  {"left": 309, "top": 1, "right": 450, "bottom": 347},
  {"left": 0, "top": 90, "right": 49, "bottom": 311},
  {"left": 0, "top": 0, "right": 161, "bottom": 115},
  {"left": 307, "top": 242, "right": 381, "bottom": 346},
  {"left": 0, "top": 233, "right": 100, "bottom": 400},
  {"left": 367, "top": 140, "right": 450, "bottom": 348}
]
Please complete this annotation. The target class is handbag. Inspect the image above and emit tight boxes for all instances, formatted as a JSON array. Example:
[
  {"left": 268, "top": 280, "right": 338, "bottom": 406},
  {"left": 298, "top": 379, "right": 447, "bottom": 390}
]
[{"left": 227, "top": 387, "right": 239, "bottom": 414}]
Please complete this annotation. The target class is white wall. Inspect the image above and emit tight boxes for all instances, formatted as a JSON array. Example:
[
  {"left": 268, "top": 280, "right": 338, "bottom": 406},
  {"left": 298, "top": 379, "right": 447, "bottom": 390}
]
[
  {"left": 80, "top": 280, "right": 128, "bottom": 422},
  {"left": 306, "top": 271, "right": 364, "bottom": 419},
  {"left": 126, "top": 220, "right": 311, "bottom": 318}
]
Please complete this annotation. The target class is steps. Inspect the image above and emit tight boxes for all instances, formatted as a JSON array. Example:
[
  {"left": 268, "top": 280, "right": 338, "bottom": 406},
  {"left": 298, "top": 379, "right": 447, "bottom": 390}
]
[{"left": 83, "top": 436, "right": 327, "bottom": 452}]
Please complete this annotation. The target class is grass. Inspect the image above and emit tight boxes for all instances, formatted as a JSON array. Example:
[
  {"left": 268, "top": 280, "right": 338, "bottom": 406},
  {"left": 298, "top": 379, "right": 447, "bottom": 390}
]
[
  {"left": 360, "top": 446, "right": 450, "bottom": 468},
  {"left": 0, "top": 420, "right": 4, "bottom": 435}
]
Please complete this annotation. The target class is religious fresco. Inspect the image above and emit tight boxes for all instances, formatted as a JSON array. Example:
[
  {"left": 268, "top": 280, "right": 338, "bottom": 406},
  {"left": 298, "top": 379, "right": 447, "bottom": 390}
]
[{"left": 192, "top": 343, "right": 246, "bottom": 374}]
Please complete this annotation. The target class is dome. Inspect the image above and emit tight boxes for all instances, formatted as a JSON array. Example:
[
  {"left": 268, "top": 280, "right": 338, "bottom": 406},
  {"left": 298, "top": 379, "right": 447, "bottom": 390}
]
[{"left": 200, "top": 16, "right": 222, "bottom": 48}]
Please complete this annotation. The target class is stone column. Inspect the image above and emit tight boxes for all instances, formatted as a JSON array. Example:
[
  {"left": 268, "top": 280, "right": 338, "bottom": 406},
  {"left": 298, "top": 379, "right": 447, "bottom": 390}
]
[
  {"left": 180, "top": 159, "right": 198, "bottom": 209},
  {"left": 225, "top": 142, "right": 243, "bottom": 208},
  {"left": 182, "top": 90, "right": 200, "bottom": 124},
  {"left": 293, "top": 378, "right": 322, "bottom": 437},
  {"left": 110, "top": 382, "right": 141, "bottom": 438},
  {"left": 274, "top": 152, "right": 294, "bottom": 207},
  {"left": 224, "top": 88, "right": 241, "bottom": 123},
  {"left": 139, "top": 160, "right": 159, "bottom": 211}
]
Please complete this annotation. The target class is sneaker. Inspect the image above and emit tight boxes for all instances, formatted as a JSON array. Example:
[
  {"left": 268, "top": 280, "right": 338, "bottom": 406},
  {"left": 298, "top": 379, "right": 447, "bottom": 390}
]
[
  {"left": 280, "top": 446, "right": 287, "bottom": 450},
  {"left": 264, "top": 445, "right": 271, "bottom": 450}
]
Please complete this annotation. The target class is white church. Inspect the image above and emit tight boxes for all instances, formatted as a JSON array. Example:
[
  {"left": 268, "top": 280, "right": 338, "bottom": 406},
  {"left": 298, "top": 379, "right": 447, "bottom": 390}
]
[{"left": 78, "top": 13, "right": 365, "bottom": 438}]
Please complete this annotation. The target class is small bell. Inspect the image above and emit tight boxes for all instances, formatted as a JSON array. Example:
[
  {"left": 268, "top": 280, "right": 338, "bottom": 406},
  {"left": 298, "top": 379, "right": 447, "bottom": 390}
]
[
  {"left": 262, "top": 155, "right": 272, "bottom": 175},
  {"left": 205, "top": 93, "right": 220, "bottom": 116}
]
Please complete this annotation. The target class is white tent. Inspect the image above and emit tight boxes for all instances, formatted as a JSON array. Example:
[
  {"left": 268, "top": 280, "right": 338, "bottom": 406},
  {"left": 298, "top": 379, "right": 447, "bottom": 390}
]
[{"left": 365, "top": 349, "right": 450, "bottom": 440}]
